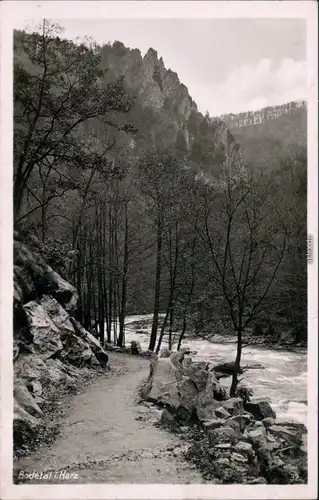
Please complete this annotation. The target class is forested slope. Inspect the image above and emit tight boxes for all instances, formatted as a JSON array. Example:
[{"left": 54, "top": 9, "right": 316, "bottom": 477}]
[{"left": 14, "top": 23, "right": 307, "bottom": 360}]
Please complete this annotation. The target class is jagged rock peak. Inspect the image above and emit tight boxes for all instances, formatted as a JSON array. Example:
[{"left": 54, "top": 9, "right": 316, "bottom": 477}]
[{"left": 144, "top": 47, "right": 158, "bottom": 61}]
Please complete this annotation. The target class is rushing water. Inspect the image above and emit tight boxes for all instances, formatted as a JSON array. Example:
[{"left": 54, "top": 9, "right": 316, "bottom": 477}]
[{"left": 123, "top": 315, "right": 307, "bottom": 426}]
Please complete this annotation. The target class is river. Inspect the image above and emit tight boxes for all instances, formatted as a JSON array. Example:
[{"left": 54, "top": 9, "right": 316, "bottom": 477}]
[{"left": 123, "top": 315, "right": 307, "bottom": 426}]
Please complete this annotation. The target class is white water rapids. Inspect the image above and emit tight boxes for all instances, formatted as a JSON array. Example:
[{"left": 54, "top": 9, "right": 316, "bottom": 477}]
[{"left": 122, "top": 315, "right": 307, "bottom": 426}]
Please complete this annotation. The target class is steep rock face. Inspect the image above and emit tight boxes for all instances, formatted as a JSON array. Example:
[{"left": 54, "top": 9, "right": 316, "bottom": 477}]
[
  {"left": 99, "top": 42, "right": 243, "bottom": 181},
  {"left": 13, "top": 232, "right": 109, "bottom": 453}
]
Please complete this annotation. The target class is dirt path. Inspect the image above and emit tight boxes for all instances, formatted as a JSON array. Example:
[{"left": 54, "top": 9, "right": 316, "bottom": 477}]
[{"left": 16, "top": 353, "right": 203, "bottom": 484}]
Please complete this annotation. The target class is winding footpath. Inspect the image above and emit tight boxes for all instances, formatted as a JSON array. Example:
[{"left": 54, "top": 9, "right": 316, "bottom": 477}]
[{"left": 16, "top": 353, "right": 203, "bottom": 484}]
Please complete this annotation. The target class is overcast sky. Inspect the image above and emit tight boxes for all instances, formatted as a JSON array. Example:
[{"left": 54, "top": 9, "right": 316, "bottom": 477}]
[{"left": 17, "top": 18, "right": 306, "bottom": 116}]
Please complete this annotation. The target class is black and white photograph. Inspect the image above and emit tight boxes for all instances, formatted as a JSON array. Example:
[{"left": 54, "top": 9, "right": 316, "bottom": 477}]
[{"left": 0, "top": 1, "right": 317, "bottom": 499}]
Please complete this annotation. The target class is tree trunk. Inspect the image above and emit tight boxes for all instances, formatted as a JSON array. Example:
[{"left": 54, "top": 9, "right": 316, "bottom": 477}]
[
  {"left": 118, "top": 202, "right": 129, "bottom": 348},
  {"left": 230, "top": 325, "right": 243, "bottom": 397},
  {"left": 177, "top": 315, "right": 187, "bottom": 351},
  {"left": 149, "top": 211, "right": 163, "bottom": 351}
]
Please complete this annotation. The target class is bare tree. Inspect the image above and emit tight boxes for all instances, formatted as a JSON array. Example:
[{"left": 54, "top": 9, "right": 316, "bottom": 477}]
[{"left": 197, "top": 167, "right": 287, "bottom": 395}]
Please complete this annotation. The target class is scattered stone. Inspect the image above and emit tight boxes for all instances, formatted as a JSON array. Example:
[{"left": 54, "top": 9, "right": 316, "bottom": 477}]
[
  {"left": 159, "top": 348, "right": 171, "bottom": 358},
  {"left": 215, "top": 406, "right": 231, "bottom": 419},
  {"left": 184, "top": 361, "right": 208, "bottom": 375},
  {"left": 215, "top": 443, "right": 232, "bottom": 449},
  {"left": 262, "top": 417, "right": 276, "bottom": 427},
  {"left": 254, "top": 421, "right": 264, "bottom": 428},
  {"left": 202, "top": 419, "right": 226, "bottom": 431},
  {"left": 234, "top": 441, "right": 253, "bottom": 455},
  {"left": 268, "top": 425, "right": 303, "bottom": 447},
  {"left": 213, "top": 361, "right": 243, "bottom": 375},
  {"left": 160, "top": 409, "right": 179, "bottom": 432},
  {"left": 131, "top": 340, "right": 143, "bottom": 355},
  {"left": 170, "top": 350, "right": 189, "bottom": 369},
  {"left": 232, "top": 452, "right": 248, "bottom": 463},
  {"left": 226, "top": 416, "right": 244, "bottom": 432},
  {"left": 221, "top": 397, "right": 244, "bottom": 416},
  {"left": 182, "top": 357, "right": 193, "bottom": 370},
  {"left": 160, "top": 408, "right": 175, "bottom": 425},
  {"left": 247, "top": 477, "right": 268, "bottom": 484},
  {"left": 30, "top": 380, "right": 43, "bottom": 398},
  {"left": 14, "top": 382, "right": 43, "bottom": 418},
  {"left": 229, "top": 413, "right": 254, "bottom": 432},
  {"left": 271, "top": 420, "right": 307, "bottom": 434},
  {"left": 245, "top": 398, "right": 276, "bottom": 420},
  {"left": 13, "top": 399, "right": 41, "bottom": 448},
  {"left": 247, "top": 426, "right": 267, "bottom": 445},
  {"left": 216, "top": 458, "right": 230, "bottom": 466},
  {"left": 208, "top": 426, "right": 237, "bottom": 446}
]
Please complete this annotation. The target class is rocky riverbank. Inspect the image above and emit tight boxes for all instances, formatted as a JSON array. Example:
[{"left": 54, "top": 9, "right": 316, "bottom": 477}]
[
  {"left": 127, "top": 317, "right": 307, "bottom": 353},
  {"left": 139, "top": 348, "right": 307, "bottom": 484}
]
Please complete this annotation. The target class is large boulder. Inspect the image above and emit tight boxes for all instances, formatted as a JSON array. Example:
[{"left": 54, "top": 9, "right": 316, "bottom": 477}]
[
  {"left": 195, "top": 371, "right": 227, "bottom": 421},
  {"left": 23, "top": 301, "right": 63, "bottom": 360},
  {"left": 196, "top": 388, "right": 220, "bottom": 421},
  {"left": 141, "top": 356, "right": 183, "bottom": 403},
  {"left": 178, "top": 377, "right": 199, "bottom": 416},
  {"left": 244, "top": 398, "right": 276, "bottom": 420},
  {"left": 30, "top": 296, "right": 95, "bottom": 367},
  {"left": 157, "top": 382, "right": 181, "bottom": 410},
  {"left": 187, "top": 369, "right": 209, "bottom": 392}
]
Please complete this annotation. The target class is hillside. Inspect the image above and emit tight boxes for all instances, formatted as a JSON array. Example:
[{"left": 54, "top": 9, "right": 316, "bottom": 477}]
[{"left": 218, "top": 102, "right": 307, "bottom": 173}]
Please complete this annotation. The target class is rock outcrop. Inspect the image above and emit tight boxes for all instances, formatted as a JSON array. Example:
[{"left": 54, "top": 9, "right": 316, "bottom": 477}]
[
  {"left": 141, "top": 350, "right": 307, "bottom": 484},
  {"left": 98, "top": 41, "right": 245, "bottom": 184},
  {"left": 13, "top": 233, "right": 109, "bottom": 454}
]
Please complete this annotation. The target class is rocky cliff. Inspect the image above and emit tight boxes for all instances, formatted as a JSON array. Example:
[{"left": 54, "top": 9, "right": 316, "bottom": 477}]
[
  {"left": 98, "top": 42, "right": 244, "bottom": 181},
  {"left": 13, "top": 231, "right": 109, "bottom": 455}
]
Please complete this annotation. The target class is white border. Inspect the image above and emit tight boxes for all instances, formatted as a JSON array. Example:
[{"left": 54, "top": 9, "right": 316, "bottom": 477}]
[{"left": 0, "top": 2, "right": 317, "bottom": 499}]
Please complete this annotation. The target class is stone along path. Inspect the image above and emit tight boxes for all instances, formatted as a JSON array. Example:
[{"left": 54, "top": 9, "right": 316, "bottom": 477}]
[{"left": 16, "top": 353, "right": 203, "bottom": 484}]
